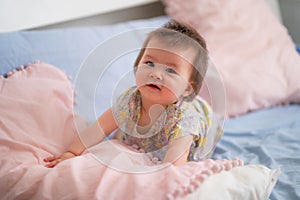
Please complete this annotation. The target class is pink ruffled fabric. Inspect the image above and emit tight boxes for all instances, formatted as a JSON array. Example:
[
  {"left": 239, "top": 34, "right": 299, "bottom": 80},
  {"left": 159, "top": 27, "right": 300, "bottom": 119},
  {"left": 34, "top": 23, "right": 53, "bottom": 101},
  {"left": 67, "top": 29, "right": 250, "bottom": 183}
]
[{"left": 0, "top": 62, "right": 243, "bottom": 199}]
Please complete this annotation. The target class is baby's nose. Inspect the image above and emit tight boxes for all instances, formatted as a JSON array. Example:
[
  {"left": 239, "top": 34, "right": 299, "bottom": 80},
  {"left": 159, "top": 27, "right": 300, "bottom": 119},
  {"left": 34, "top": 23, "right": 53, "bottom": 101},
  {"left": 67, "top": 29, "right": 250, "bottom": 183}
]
[{"left": 149, "top": 72, "right": 162, "bottom": 80}]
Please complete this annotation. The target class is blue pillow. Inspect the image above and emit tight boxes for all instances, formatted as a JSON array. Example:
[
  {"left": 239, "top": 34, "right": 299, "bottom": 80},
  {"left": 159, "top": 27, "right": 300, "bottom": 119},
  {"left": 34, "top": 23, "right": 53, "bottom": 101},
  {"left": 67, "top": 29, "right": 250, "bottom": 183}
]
[{"left": 0, "top": 16, "right": 169, "bottom": 77}]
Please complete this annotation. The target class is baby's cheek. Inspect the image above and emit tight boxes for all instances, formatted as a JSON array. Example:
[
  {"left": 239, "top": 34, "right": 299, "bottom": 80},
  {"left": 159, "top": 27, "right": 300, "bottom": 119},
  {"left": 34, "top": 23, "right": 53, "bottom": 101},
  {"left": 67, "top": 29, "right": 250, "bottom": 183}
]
[
  {"left": 163, "top": 87, "right": 182, "bottom": 100},
  {"left": 135, "top": 73, "right": 147, "bottom": 86},
  {"left": 167, "top": 80, "right": 187, "bottom": 93}
]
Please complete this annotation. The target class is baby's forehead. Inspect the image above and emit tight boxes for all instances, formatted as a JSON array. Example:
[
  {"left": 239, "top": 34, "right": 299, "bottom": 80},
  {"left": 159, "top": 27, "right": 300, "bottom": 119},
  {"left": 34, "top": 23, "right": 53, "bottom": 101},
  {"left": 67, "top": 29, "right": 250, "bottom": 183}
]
[
  {"left": 146, "top": 36, "right": 185, "bottom": 48},
  {"left": 145, "top": 38, "right": 197, "bottom": 63}
]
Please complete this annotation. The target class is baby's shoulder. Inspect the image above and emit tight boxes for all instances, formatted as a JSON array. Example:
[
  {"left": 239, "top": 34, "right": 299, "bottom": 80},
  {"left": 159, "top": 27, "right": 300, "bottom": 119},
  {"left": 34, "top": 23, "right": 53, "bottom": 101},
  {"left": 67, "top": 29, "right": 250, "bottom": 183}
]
[
  {"left": 179, "top": 96, "right": 213, "bottom": 119},
  {"left": 115, "top": 86, "right": 137, "bottom": 103},
  {"left": 113, "top": 86, "right": 139, "bottom": 114}
]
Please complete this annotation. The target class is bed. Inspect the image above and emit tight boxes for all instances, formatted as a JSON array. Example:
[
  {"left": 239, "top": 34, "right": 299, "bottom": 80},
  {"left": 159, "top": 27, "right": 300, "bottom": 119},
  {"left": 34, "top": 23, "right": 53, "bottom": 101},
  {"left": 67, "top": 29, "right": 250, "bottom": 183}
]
[{"left": 0, "top": 0, "right": 299, "bottom": 200}]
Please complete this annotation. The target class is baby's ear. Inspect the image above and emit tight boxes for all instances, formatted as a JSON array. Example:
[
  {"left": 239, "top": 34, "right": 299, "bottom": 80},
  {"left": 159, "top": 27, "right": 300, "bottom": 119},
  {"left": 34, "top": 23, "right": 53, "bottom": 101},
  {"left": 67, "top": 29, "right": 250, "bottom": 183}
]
[{"left": 182, "top": 83, "right": 194, "bottom": 97}]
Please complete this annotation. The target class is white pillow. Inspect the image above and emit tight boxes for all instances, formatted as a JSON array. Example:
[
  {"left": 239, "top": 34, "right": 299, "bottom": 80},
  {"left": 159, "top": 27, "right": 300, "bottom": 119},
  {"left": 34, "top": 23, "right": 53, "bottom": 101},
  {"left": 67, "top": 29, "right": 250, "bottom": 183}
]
[{"left": 185, "top": 165, "right": 280, "bottom": 200}]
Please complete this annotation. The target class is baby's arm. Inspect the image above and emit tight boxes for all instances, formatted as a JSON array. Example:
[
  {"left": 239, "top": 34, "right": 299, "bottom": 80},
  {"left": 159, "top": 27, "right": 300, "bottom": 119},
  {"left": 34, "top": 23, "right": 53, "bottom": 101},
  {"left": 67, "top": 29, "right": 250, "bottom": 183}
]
[
  {"left": 163, "top": 135, "right": 193, "bottom": 166},
  {"left": 44, "top": 108, "right": 117, "bottom": 168}
]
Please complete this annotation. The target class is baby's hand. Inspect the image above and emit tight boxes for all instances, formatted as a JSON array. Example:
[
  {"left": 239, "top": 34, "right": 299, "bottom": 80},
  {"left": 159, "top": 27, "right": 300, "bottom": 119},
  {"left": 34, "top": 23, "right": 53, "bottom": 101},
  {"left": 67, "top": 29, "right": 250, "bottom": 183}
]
[{"left": 44, "top": 151, "right": 76, "bottom": 168}]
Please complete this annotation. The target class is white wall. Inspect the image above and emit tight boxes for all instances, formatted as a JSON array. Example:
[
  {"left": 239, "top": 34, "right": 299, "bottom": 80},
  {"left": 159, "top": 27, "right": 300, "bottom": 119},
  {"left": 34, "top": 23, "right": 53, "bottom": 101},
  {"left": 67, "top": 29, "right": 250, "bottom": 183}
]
[
  {"left": 0, "top": 0, "right": 163, "bottom": 32},
  {"left": 33, "top": 1, "right": 165, "bottom": 30},
  {"left": 279, "top": 0, "right": 300, "bottom": 43}
]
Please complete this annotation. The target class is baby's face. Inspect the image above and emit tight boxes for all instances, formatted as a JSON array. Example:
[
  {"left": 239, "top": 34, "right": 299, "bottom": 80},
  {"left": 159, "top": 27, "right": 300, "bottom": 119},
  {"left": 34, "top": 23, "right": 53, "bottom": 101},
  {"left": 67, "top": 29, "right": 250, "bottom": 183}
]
[{"left": 135, "top": 39, "right": 196, "bottom": 106}]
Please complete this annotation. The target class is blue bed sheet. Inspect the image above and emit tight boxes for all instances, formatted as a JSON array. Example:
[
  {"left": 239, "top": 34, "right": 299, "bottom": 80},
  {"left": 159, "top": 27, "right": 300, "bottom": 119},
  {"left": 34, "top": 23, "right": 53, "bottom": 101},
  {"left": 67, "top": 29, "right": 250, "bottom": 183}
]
[{"left": 213, "top": 105, "right": 300, "bottom": 200}]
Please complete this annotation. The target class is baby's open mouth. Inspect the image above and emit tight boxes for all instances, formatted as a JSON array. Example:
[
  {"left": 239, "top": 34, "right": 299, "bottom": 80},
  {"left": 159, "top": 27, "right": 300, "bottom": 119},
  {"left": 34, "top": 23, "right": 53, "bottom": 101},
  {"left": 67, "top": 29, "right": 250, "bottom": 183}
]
[{"left": 146, "top": 83, "right": 161, "bottom": 90}]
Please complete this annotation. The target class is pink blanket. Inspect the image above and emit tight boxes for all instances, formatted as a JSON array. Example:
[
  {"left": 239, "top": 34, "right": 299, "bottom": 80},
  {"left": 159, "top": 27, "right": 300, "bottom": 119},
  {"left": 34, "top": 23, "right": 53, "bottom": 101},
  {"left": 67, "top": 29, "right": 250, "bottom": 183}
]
[{"left": 0, "top": 62, "right": 242, "bottom": 199}]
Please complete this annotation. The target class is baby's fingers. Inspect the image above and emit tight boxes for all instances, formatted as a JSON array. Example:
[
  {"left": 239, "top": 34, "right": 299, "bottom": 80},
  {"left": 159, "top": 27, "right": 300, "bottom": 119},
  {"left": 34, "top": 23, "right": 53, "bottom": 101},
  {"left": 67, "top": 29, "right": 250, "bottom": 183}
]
[
  {"left": 45, "top": 158, "right": 62, "bottom": 168},
  {"left": 43, "top": 155, "right": 57, "bottom": 162}
]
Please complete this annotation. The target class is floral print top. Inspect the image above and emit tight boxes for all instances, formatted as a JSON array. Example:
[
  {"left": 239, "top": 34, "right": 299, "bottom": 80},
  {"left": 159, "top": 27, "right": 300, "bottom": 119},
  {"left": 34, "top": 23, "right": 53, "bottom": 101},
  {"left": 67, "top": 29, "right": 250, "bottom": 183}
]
[{"left": 112, "top": 86, "right": 223, "bottom": 162}]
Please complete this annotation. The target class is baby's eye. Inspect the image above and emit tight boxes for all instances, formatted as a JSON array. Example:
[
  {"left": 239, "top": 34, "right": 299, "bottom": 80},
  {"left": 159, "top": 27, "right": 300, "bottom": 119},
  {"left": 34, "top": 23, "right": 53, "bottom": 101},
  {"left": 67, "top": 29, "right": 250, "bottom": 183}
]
[
  {"left": 165, "top": 68, "right": 177, "bottom": 74},
  {"left": 145, "top": 61, "right": 154, "bottom": 67}
]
